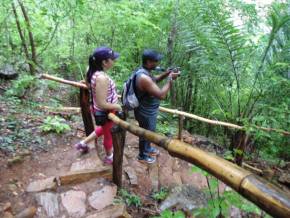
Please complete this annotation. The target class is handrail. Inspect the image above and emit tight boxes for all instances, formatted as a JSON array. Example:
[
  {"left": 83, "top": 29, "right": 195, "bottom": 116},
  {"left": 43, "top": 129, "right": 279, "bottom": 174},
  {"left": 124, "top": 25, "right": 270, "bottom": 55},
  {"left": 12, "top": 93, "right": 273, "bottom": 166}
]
[
  {"left": 108, "top": 113, "right": 290, "bottom": 218},
  {"left": 40, "top": 74, "right": 290, "bottom": 135}
]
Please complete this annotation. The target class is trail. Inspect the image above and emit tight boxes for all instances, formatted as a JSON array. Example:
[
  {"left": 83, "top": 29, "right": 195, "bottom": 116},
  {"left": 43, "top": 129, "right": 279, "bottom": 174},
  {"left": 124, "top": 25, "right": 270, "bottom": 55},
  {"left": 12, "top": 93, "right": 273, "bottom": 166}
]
[{"left": 0, "top": 122, "right": 218, "bottom": 217}]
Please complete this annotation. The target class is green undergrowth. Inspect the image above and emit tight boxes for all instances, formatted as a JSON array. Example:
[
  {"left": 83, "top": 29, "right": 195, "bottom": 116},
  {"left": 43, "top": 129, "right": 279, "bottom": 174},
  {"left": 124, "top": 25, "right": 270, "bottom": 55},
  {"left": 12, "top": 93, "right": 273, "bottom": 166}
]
[{"left": 115, "top": 189, "right": 142, "bottom": 207}]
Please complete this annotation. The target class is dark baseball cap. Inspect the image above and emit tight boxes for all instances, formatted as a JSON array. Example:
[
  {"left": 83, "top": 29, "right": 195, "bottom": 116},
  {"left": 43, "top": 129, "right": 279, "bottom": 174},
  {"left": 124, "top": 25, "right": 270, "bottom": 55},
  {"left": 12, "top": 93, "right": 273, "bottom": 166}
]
[
  {"left": 142, "top": 49, "right": 163, "bottom": 62},
  {"left": 93, "top": 47, "right": 119, "bottom": 61}
]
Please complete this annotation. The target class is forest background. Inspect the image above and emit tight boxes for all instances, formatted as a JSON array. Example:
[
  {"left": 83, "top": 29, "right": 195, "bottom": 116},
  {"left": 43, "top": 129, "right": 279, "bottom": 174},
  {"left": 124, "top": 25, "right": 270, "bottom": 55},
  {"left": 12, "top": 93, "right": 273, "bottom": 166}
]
[{"left": 0, "top": 0, "right": 289, "bottom": 164}]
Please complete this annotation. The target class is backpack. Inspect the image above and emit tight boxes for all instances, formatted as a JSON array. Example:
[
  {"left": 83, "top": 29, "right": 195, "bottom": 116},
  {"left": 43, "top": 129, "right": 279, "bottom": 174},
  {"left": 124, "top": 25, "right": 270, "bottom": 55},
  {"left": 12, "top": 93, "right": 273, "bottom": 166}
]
[{"left": 121, "top": 68, "right": 145, "bottom": 110}]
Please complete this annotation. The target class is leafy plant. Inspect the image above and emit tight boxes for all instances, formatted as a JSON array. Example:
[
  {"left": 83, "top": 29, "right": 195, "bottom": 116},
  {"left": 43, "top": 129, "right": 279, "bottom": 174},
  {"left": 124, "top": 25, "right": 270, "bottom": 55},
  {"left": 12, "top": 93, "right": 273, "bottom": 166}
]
[
  {"left": 191, "top": 165, "right": 267, "bottom": 218},
  {"left": 40, "top": 116, "right": 71, "bottom": 134},
  {"left": 5, "top": 75, "right": 36, "bottom": 97},
  {"left": 117, "top": 189, "right": 142, "bottom": 207},
  {"left": 152, "top": 209, "right": 185, "bottom": 218},
  {"left": 152, "top": 187, "right": 169, "bottom": 201}
]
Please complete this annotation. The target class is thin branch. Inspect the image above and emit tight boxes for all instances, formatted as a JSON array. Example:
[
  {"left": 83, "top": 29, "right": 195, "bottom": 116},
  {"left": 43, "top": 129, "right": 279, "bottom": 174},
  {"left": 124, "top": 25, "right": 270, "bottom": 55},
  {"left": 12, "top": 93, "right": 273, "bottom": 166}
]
[{"left": 37, "top": 22, "right": 59, "bottom": 57}]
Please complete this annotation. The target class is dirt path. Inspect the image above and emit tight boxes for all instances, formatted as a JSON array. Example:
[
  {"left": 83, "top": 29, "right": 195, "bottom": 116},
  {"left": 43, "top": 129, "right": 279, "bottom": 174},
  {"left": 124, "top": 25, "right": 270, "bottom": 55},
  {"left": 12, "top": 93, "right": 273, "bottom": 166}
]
[{"left": 0, "top": 125, "right": 215, "bottom": 217}]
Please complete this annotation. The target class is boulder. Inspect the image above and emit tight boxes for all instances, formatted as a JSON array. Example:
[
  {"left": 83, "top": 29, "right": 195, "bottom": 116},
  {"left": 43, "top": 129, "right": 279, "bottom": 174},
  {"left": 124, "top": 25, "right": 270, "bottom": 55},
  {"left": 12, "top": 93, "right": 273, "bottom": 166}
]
[
  {"left": 160, "top": 185, "right": 207, "bottom": 212},
  {"left": 88, "top": 185, "right": 117, "bottom": 211},
  {"left": 26, "top": 177, "right": 57, "bottom": 192},
  {"left": 0, "top": 64, "right": 18, "bottom": 80},
  {"left": 35, "top": 192, "right": 60, "bottom": 217}
]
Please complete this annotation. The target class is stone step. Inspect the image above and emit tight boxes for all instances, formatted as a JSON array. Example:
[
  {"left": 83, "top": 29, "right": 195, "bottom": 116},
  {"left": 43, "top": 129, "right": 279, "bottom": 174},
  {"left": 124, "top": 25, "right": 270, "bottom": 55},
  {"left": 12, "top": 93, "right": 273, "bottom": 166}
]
[
  {"left": 61, "top": 190, "right": 87, "bottom": 218},
  {"left": 86, "top": 204, "right": 131, "bottom": 218}
]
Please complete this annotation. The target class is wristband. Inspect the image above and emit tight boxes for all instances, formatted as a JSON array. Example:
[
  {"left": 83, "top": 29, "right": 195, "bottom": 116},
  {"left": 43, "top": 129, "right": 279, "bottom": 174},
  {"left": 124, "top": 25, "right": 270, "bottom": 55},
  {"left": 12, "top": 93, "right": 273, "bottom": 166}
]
[{"left": 167, "top": 75, "right": 173, "bottom": 82}]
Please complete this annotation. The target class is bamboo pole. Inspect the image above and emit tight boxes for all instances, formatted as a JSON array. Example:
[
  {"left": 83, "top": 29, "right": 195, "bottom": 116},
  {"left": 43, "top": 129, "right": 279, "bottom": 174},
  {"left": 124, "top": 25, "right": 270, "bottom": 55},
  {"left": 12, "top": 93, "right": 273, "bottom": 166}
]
[
  {"left": 38, "top": 106, "right": 81, "bottom": 113},
  {"left": 108, "top": 113, "right": 290, "bottom": 218},
  {"left": 159, "top": 106, "right": 290, "bottom": 136},
  {"left": 40, "top": 74, "right": 290, "bottom": 135},
  {"left": 40, "top": 74, "right": 88, "bottom": 89}
]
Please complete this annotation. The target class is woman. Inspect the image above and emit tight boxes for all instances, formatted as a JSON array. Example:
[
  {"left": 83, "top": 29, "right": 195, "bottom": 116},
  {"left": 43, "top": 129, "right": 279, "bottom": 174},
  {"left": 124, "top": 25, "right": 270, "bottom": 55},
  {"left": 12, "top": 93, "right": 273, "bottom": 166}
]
[{"left": 75, "top": 46, "right": 122, "bottom": 164}]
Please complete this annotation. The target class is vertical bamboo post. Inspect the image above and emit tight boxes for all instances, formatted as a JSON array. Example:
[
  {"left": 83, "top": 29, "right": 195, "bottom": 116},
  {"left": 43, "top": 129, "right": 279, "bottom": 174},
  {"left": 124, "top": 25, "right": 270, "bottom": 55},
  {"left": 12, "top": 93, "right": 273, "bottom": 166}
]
[
  {"left": 111, "top": 124, "right": 126, "bottom": 188},
  {"left": 80, "top": 87, "right": 94, "bottom": 136},
  {"left": 178, "top": 108, "right": 184, "bottom": 141}
]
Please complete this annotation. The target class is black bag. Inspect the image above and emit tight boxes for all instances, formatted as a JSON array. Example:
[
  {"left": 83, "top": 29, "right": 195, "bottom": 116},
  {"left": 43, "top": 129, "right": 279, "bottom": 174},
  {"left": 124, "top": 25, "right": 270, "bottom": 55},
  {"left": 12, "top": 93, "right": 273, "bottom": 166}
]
[{"left": 94, "top": 110, "right": 108, "bottom": 126}]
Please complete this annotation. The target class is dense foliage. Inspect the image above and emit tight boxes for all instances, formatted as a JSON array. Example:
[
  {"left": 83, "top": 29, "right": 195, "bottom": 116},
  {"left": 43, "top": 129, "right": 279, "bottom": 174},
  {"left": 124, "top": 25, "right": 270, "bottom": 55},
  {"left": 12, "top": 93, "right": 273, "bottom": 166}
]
[{"left": 0, "top": 0, "right": 289, "bottom": 161}]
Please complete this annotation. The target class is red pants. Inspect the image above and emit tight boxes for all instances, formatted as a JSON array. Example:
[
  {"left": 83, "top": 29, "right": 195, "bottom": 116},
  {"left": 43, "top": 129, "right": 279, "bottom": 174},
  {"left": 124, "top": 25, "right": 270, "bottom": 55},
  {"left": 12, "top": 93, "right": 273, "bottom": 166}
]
[{"left": 95, "top": 120, "right": 114, "bottom": 151}]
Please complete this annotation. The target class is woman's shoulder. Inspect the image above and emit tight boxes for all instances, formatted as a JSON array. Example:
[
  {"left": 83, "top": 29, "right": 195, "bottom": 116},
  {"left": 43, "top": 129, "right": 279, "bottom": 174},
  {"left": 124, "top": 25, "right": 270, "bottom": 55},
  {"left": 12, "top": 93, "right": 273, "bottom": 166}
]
[{"left": 94, "top": 71, "right": 108, "bottom": 80}]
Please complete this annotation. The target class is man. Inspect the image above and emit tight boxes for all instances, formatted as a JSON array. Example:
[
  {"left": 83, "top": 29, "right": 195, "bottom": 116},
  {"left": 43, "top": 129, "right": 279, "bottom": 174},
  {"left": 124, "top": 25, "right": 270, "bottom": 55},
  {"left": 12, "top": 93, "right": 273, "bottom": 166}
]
[{"left": 134, "top": 49, "right": 180, "bottom": 164}]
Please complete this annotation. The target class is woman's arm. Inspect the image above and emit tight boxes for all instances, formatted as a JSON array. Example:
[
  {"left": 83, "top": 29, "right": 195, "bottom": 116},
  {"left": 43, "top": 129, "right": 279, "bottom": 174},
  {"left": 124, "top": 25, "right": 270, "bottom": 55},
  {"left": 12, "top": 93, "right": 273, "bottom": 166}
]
[{"left": 94, "top": 75, "right": 121, "bottom": 111}]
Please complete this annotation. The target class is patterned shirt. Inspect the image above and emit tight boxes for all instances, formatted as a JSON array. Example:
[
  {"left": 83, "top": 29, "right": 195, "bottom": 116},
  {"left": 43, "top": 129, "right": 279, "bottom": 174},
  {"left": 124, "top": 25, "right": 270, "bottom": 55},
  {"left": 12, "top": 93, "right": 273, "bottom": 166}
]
[{"left": 90, "top": 71, "right": 118, "bottom": 112}]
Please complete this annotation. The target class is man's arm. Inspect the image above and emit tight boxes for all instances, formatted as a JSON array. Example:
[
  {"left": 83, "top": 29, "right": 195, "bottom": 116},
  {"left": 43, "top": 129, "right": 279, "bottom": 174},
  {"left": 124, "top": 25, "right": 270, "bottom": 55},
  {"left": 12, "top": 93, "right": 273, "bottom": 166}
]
[
  {"left": 138, "top": 74, "right": 173, "bottom": 100},
  {"left": 155, "top": 70, "right": 170, "bottom": 83}
]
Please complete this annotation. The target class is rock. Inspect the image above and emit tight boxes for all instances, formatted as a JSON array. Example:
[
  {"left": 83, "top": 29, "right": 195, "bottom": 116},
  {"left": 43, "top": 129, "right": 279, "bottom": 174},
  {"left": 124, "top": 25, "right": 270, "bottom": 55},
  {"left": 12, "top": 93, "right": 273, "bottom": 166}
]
[
  {"left": 124, "top": 166, "right": 138, "bottom": 186},
  {"left": 230, "top": 206, "right": 242, "bottom": 218},
  {"left": 15, "top": 207, "right": 37, "bottom": 218},
  {"left": 0, "top": 64, "right": 18, "bottom": 80},
  {"left": 123, "top": 156, "right": 129, "bottom": 166},
  {"left": 159, "top": 166, "right": 175, "bottom": 188},
  {"left": 278, "top": 173, "right": 290, "bottom": 187},
  {"left": 26, "top": 177, "right": 57, "bottom": 192},
  {"left": 3, "top": 212, "right": 14, "bottom": 218},
  {"left": 172, "top": 172, "right": 182, "bottom": 186},
  {"left": 7, "top": 156, "right": 24, "bottom": 167},
  {"left": 180, "top": 169, "right": 208, "bottom": 189},
  {"left": 0, "top": 202, "right": 12, "bottom": 213},
  {"left": 149, "top": 164, "right": 159, "bottom": 191},
  {"left": 86, "top": 204, "right": 131, "bottom": 218},
  {"left": 70, "top": 157, "right": 102, "bottom": 172},
  {"left": 61, "top": 190, "right": 86, "bottom": 218},
  {"left": 160, "top": 185, "right": 207, "bottom": 212},
  {"left": 35, "top": 192, "right": 60, "bottom": 217},
  {"left": 129, "top": 160, "right": 147, "bottom": 174},
  {"left": 88, "top": 185, "right": 117, "bottom": 211}
]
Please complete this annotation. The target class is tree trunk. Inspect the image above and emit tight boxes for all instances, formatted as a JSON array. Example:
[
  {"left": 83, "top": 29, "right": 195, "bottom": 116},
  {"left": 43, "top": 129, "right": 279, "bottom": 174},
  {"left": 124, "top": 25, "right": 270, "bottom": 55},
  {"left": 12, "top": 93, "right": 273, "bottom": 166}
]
[
  {"left": 11, "top": 2, "right": 33, "bottom": 74},
  {"left": 167, "top": 0, "right": 179, "bottom": 107},
  {"left": 17, "top": 0, "right": 36, "bottom": 74},
  {"left": 231, "top": 130, "right": 249, "bottom": 165}
]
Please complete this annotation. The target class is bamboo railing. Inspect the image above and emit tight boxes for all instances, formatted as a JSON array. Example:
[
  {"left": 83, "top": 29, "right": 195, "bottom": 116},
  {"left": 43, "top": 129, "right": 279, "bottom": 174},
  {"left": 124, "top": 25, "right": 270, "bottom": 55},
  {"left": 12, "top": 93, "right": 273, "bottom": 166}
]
[
  {"left": 40, "top": 74, "right": 290, "bottom": 136},
  {"left": 108, "top": 113, "right": 290, "bottom": 218}
]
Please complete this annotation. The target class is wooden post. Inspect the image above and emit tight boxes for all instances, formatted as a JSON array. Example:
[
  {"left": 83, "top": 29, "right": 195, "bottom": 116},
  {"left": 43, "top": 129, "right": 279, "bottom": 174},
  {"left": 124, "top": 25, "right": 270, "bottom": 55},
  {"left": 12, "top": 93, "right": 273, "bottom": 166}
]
[
  {"left": 111, "top": 124, "right": 126, "bottom": 188},
  {"left": 178, "top": 108, "right": 184, "bottom": 141},
  {"left": 80, "top": 88, "right": 94, "bottom": 136}
]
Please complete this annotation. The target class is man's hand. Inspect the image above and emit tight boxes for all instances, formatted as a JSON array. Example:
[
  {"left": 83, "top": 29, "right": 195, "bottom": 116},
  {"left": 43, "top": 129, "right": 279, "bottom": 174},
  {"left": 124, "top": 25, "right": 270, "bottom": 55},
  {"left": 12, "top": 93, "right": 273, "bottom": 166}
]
[{"left": 169, "top": 71, "right": 181, "bottom": 80}]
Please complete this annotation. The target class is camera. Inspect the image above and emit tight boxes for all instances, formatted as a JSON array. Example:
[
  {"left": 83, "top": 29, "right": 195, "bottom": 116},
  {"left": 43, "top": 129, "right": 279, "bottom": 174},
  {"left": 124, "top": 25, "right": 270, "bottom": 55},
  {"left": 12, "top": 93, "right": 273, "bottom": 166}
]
[
  {"left": 168, "top": 67, "right": 180, "bottom": 73},
  {"left": 155, "top": 66, "right": 180, "bottom": 73}
]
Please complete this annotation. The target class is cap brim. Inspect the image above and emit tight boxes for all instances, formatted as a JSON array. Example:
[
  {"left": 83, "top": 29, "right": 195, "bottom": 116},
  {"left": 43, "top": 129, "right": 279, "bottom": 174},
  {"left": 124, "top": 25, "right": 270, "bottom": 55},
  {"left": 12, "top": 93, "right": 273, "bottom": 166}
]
[{"left": 112, "top": 52, "right": 120, "bottom": 60}]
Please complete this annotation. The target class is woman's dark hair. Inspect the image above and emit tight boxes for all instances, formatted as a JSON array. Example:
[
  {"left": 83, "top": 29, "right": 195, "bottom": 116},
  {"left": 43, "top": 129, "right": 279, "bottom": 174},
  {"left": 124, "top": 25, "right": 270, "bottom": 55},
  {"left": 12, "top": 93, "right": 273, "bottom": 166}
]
[
  {"left": 86, "top": 54, "right": 104, "bottom": 84},
  {"left": 86, "top": 46, "right": 119, "bottom": 84}
]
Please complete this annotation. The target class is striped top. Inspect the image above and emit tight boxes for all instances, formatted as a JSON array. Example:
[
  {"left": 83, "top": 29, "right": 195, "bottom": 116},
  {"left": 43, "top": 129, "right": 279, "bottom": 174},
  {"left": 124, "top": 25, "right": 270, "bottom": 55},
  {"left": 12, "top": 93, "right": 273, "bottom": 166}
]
[{"left": 90, "top": 71, "right": 118, "bottom": 112}]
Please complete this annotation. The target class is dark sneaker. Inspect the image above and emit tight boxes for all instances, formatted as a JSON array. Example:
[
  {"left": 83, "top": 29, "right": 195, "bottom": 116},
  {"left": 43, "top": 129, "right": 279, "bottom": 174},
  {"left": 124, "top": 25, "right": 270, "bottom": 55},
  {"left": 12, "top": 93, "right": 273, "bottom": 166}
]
[
  {"left": 74, "top": 142, "right": 89, "bottom": 154},
  {"left": 138, "top": 155, "right": 156, "bottom": 164},
  {"left": 144, "top": 147, "right": 160, "bottom": 157}
]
